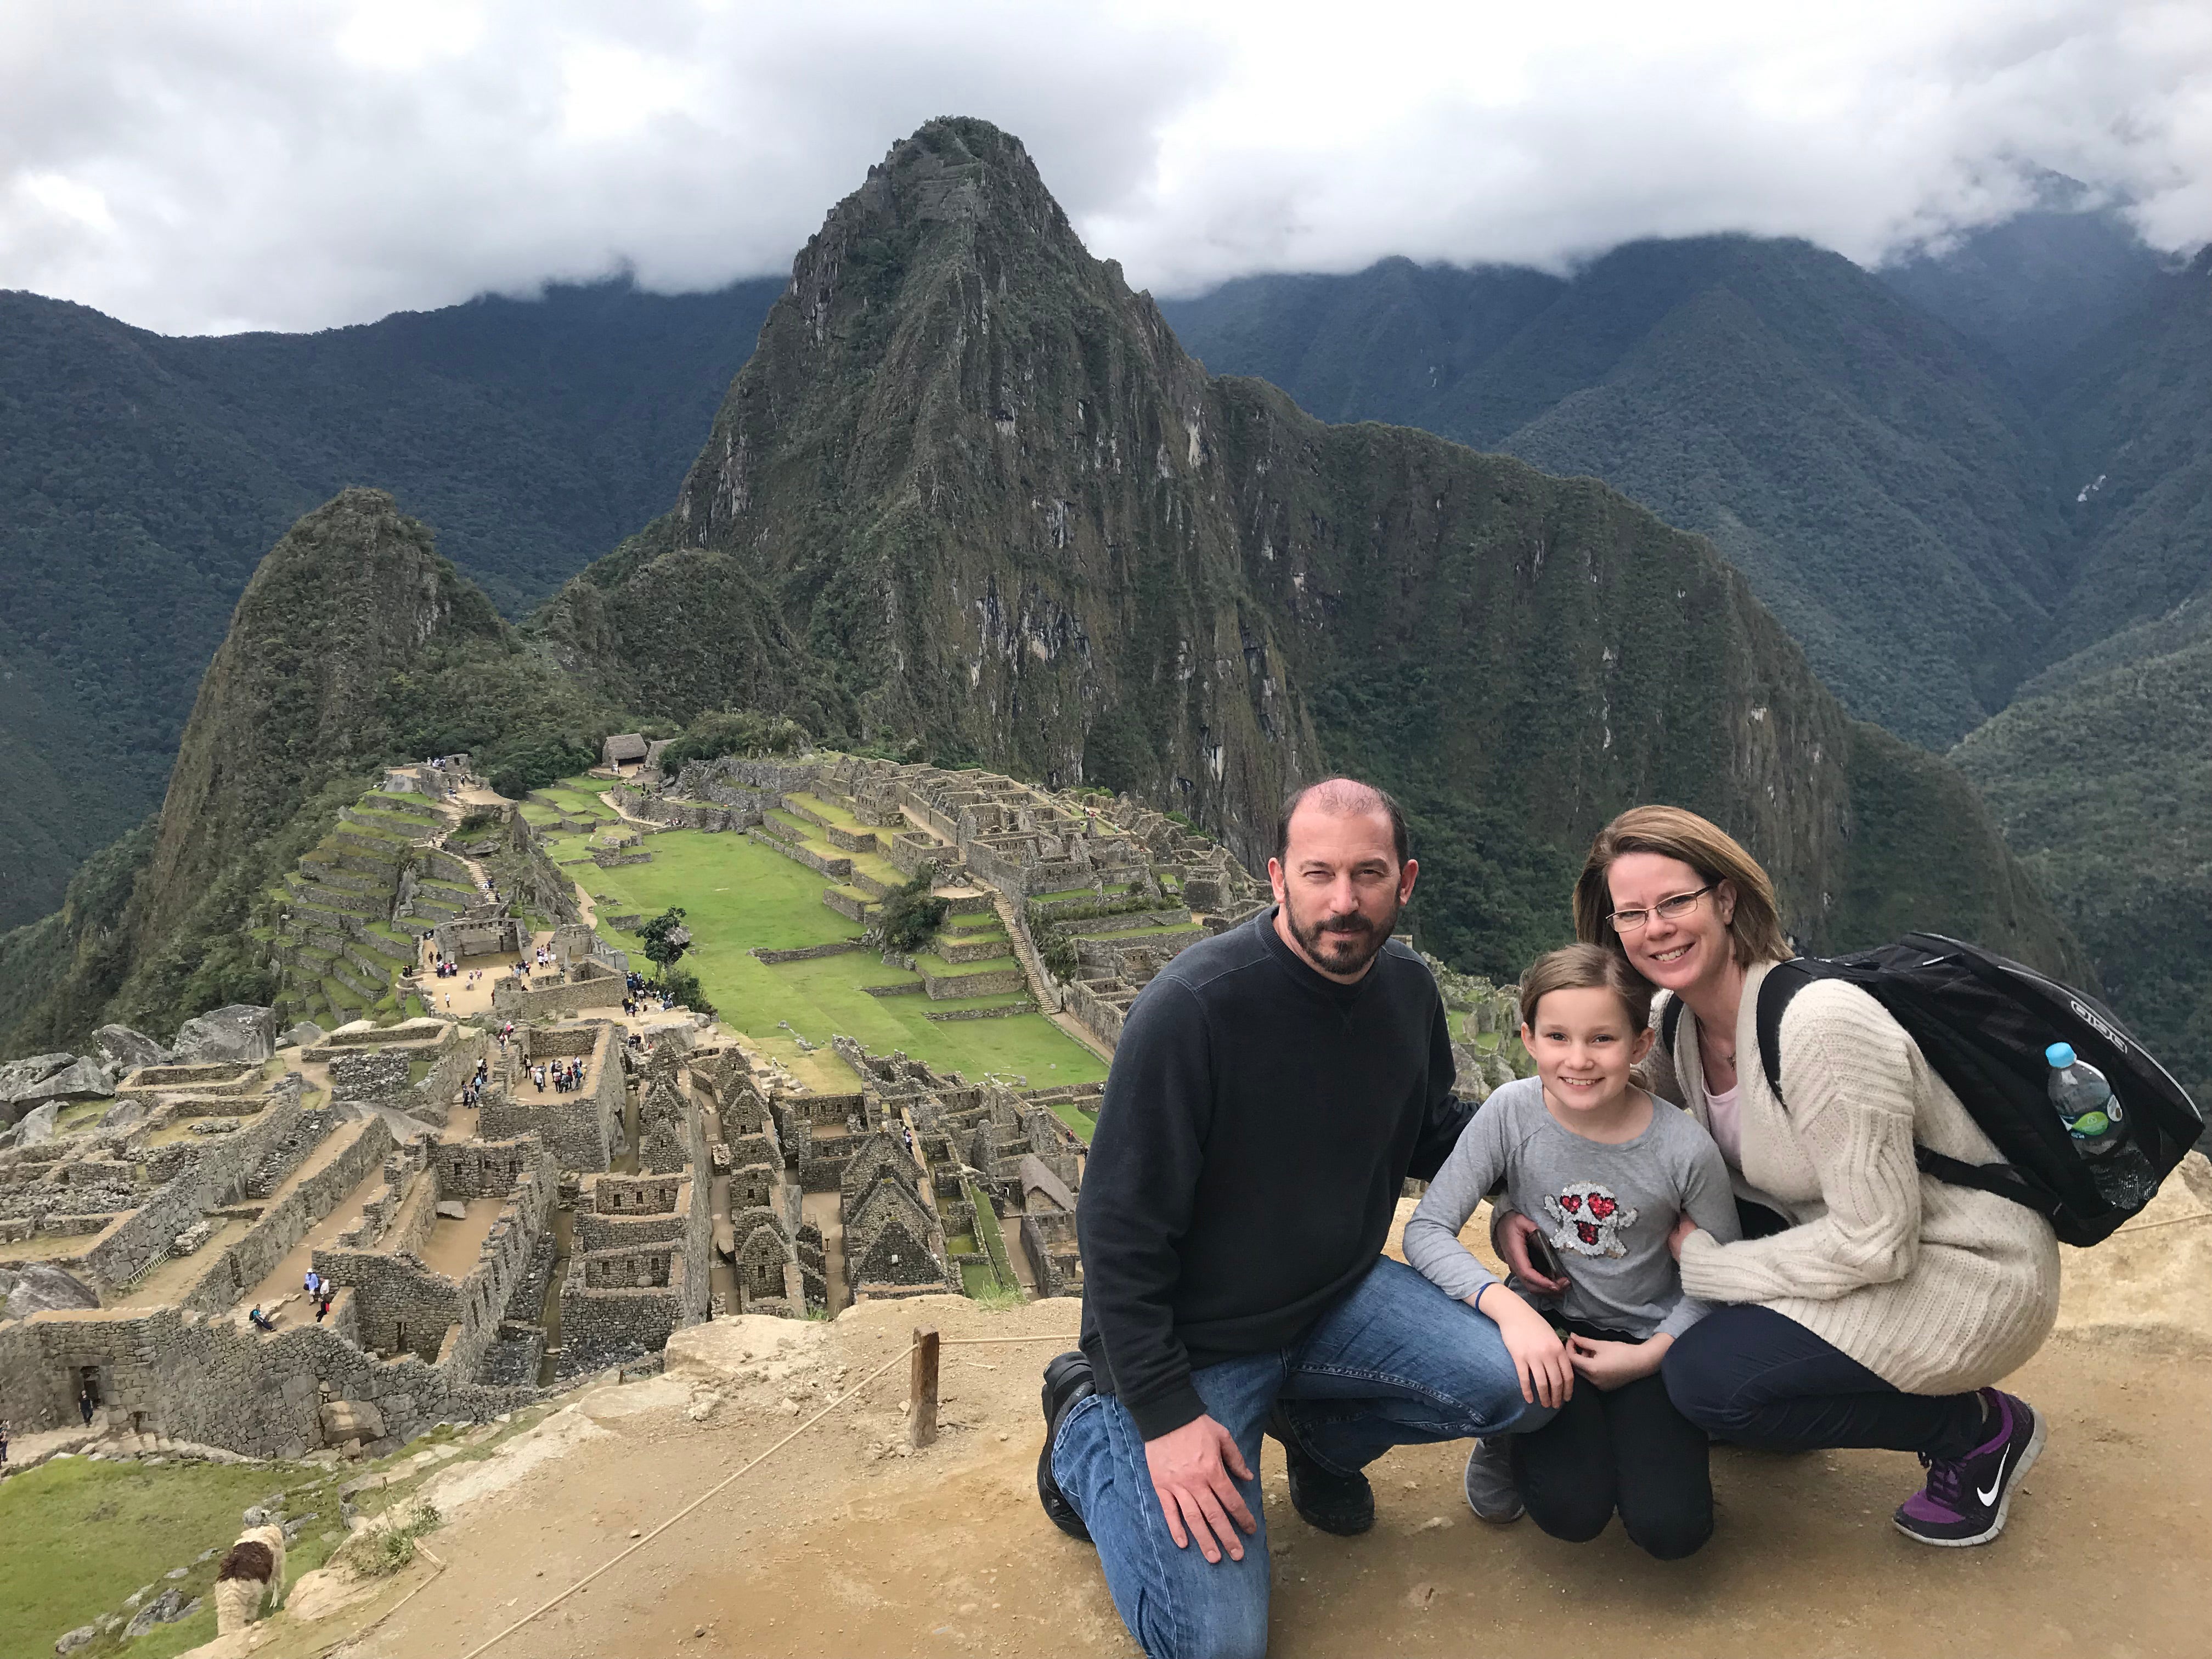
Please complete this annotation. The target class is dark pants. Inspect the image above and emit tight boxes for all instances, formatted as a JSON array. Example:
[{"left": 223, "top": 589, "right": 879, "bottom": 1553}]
[
  {"left": 1516, "top": 1323, "right": 1713, "bottom": 1560},
  {"left": 1663, "top": 1304, "right": 1986, "bottom": 1460}
]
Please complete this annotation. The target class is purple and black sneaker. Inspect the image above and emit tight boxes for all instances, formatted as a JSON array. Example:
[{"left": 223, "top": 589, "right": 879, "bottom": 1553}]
[{"left": 1893, "top": 1390, "right": 2045, "bottom": 1547}]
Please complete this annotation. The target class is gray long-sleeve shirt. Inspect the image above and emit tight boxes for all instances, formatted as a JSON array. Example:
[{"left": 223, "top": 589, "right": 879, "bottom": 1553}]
[{"left": 1403, "top": 1076, "right": 1741, "bottom": 1340}]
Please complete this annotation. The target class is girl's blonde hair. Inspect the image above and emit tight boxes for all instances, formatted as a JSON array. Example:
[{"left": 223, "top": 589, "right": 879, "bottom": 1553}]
[
  {"left": 1572, "top": 805, "right": 1791, "bottom": 970},
  {"left": 1517, "top": 943, "right": 1656, "bottom": 1035}
]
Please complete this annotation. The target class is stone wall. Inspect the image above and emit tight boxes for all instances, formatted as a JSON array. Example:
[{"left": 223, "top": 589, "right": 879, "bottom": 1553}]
[
  {"left": 921, "top": 966, "right": 1026, "bottom": 1000},
  {"left": 490, "top": 977, "right": 628, "bottom": 1020},
  {"left": 750, "top": 939, "right": 867, "bottom": 965},
  {"left": 1063, "top": 978, "right": 1131, "bottom": 1047},
  {"left": 747, "top": 826, "right": 851, "bottom": 879},
  {"left": 178, "top": 1116, "right": 396, "bottom": 1316},
  {"left": 411, "top": 1030, "right": 489, "bottom": 1121},
  {"left": 433, "top": 1137, "right": 548, "bottom": 1199},
  {"left": 304, "top": 1020, "right": 448, "bottom": 1057},
  {"left": 329, "top": 1049, "right": 414, "bottom": 1105},
  {"left": 433, "top": 917, "right": 529, "bottom": 960},
  {"left": 557, "top": 1246, "right": 691, "bottom": 1370},
  {"left": 314, "top": 1135, "right": 554, "bottom": 1374},
  {"left": 77, "top": 1086, "right": 311, "bottom": 1291},
  {"left": 0, "top": 1297, "right": 539, "bottom": 1454},
  {"left": 479, "top": 1024, "right": 620, "bottom": 1170}
]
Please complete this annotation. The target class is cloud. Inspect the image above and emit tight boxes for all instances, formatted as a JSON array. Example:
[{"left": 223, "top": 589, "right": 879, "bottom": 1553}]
[{"left": 1, "top": 0, "right": 2207, "bottom": 334}]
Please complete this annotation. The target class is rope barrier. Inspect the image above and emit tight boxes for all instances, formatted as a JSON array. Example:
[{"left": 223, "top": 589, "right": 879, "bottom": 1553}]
[
  {"left": 941, "top": 1334, "right": 1082, "bottom": 1346},
  {"left": 2110, "top": 1209, "right": 2212, "bottom": 1237},
  {"left": 452, "top": 1338, "right": 918, "bottom": 1659}
]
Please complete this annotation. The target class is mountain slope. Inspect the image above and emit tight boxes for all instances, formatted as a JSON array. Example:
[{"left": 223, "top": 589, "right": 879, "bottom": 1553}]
[
  {"left": 541, "top": 117, "right": 2081, "bottom": 983},
  {"left": 0, "top": 275, "right": 780, "bottom": 929},
  {"left": 2044, "top": 247, "right": 2212, "bottom": 644},
  {"left": 1955, "top": 599, "right": 2212, "bottom": 1107},
  {"left": 0, "top": 489, "right": 624, "bottom": 1053},
  {"left": 1161, "top": 238, "right": 2071, "bottom": 748},
  {"left": 1878, "top": 198, "right": 2166, "bottom": 392}
]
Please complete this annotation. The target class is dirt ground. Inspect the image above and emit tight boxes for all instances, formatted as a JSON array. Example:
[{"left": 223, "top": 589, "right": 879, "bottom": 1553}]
[{"left": 280, "top": 1163, "right": 2212, "bottom": 1659}]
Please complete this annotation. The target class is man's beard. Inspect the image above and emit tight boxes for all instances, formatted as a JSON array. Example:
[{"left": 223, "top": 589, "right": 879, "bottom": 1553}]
[{"left": 1285, "top": 891, "right": 1400, "bottom": 977}]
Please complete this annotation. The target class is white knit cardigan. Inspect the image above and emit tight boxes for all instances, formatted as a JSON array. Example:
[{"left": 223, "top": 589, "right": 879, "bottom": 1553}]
[{"left": 1659, "top": 962, "right": 2060, "bottom": 1395}]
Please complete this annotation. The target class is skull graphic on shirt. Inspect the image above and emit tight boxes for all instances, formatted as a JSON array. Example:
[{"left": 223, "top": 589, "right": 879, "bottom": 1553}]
[{"left": 1544, "top": 1181, "right": 1639, "bottom": 1259}]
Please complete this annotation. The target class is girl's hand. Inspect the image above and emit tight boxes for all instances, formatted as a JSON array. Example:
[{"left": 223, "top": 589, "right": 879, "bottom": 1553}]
[
  {"left": 1566, "top": 1332, "right": 1669, "bottom": 1392},
  {"left": 1667, "top": 1214, "right": 1699, "bottom": 1261},
  {"left": 1475, "top": 1285, "right": 1574, "bottom": 1408},
  {"left": 1493, "top": 1210, "right": 1570, "bottom": 1293}
]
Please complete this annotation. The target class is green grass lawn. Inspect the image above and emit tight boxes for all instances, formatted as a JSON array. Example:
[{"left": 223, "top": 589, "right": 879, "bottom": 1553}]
[
  {"left": 958, "top": 1261, "right": 997, "bottom": 1296},
  {"left": 577, "top": 823, "right": 1104, "bottom": 1086},
  {"left": 907, "top": 949, "right": 1018, "bottom": 978},
  {"left": 0, "top": 1455, "right": 336, "bottom": 1659},
  {"left": 1048, "top": 1100, "right": 1098, "bottom": 1143}
]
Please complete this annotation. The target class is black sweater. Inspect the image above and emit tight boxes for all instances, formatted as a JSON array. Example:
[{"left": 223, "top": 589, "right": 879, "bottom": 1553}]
[{"left": 1076, "top": 907, "right": 1470, "bottom": 1438}]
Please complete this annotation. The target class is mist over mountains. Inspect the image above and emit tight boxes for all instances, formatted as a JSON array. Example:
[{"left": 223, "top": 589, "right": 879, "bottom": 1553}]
[{"left": 1, "top": 121, "right": 2202, "bottom": 1102}]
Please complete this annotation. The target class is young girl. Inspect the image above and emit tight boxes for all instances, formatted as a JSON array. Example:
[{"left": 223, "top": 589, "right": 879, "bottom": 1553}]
[{"left": 1403, "top": 944, "right": 1740, "bottom": 1559}]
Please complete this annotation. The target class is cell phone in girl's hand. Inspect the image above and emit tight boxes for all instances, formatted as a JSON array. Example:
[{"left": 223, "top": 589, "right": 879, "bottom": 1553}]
[{"left": 1525, "top": 1230, "right": 1565, "bottom": 1284}]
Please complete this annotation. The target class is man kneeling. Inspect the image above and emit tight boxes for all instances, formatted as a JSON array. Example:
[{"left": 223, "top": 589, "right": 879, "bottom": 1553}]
[{"left": 1039, "top": 780, "right": 1554, "bottom": 1659}]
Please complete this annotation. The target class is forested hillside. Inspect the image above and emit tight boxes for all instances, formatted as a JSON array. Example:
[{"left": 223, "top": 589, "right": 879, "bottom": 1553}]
[
  {"left": 538, "top": 119, "right": 2079, "bottom": 986},
  {"left": 1165, "top": 213, "right": 2210, "bottom": 1107},
  {"left": 1956, "top": 602, "right": 2211, "bottom": 1108},
  {"left": 0, "top": 489, "right": 626, "bottom": 1053},
  {"left": 1164, "top": 237, "right": 2070, "bottom": 748},
  {"left": 1877, "top": 196, "right": 2166, "bottom": 390},
  {"left": 0, "top": 275, "right": 780, "bottom": 929}
]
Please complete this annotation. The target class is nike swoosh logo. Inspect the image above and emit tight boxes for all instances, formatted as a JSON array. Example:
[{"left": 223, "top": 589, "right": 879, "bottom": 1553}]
[{"left": 1976, "top": 1448, "right": 2011, "bottom": 1506}]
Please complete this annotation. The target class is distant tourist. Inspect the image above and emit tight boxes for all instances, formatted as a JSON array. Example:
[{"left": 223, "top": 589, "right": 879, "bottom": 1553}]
[
  {"left": 303, "top": 1269, "right": 321, "bottom": 1299},
  {"left": 316, "top": 1289, "right": 334, "bottom": 1323},
  {"left": 79, "top": 1385, "right": 96, "bottom": 1424},
  {"left": 2, "top": 1418, "right": 12, "bottom": 1463},
  {"left": 1404, "top": 944, "right": 1739, "bottom": 1558},
  {"left": 1489, "top": 806, "right": 2057, "bottom": 1548},
  {"left": 1039, "top": 778, "right": 1550, "bottom": 1657},
  {"left": 247, "top": 1306, "right": 277, "bottom": 1333}
]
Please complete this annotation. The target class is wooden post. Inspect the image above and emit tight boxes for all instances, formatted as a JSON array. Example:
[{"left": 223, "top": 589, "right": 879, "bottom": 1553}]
[{"left": 907, "top": 1326, "right": 940, "bottom": 1449}]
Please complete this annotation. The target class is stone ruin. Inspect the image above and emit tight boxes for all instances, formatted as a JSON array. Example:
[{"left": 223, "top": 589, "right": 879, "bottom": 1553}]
[
  {"left": 0, "top": 1009, "right": 560, "bottom": 1460},
  {"left": 1, "top": 749, "right": 1515, "bottom": 1467}
]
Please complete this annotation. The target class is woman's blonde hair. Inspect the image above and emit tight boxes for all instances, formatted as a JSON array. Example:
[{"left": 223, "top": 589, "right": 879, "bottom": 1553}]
[
  {"left": 1572, "top": 805, "right": 1791, "bottom": 970},
  {"left": 1517, "top": 943, "right": 1655, "bottom": 1035}
]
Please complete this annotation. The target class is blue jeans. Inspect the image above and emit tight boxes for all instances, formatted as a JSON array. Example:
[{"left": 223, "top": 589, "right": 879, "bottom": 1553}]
[{"left": 1052, "top": 1257, "right": 1551, "bottom": 1659}]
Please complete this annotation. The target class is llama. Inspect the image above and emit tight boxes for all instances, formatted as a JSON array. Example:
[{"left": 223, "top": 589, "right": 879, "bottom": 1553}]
[{"left": 213, "top": 1525, "right": 286, "bottom": 1634}]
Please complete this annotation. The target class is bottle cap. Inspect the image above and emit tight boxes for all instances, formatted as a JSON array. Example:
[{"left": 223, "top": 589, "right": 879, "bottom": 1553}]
[{"left": 2046, "top": 1041, "right": 2076, "bottom": 1068}]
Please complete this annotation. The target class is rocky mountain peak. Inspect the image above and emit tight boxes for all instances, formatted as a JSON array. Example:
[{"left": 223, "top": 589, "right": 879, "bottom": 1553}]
[{"left": 128, "top": 489, "right": 503, "bottom": 957}]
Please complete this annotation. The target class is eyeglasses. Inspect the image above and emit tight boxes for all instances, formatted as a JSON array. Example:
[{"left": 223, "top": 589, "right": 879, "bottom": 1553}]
[{"left": 1608, "top": 884, "right": 1715, "bottom": 933}]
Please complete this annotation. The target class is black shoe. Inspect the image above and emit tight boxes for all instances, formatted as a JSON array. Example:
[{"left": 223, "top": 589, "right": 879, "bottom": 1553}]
[
  {"left": 1267, "top": 1407, "right": 1374, "bottom": 1536},
  {"left": 1037, "top": 1351, "right": 1094, "bottom": 1542}
]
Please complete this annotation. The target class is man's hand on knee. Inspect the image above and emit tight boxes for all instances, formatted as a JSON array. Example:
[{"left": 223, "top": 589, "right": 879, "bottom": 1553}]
[{"left": 1144, "top": 1415, "right": 1257, "bottom": 1564}]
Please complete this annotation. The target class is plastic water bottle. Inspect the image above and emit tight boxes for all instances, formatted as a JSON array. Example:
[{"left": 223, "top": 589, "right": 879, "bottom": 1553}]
[
  {"left": 2046, "top": 1043, "right": 2123, "bottom": 1149},
  {"left": 2047, "top": 1042, "right": 2158, "bottom": 1209}
]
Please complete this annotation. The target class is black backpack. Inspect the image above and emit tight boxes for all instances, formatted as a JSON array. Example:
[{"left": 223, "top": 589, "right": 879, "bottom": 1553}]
[{"left": 1660, "top": 933, "right": 2204, "bottom": 1248}]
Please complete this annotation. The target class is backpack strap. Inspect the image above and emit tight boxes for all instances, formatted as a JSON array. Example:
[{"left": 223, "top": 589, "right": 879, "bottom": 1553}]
[
  {"left": 1658, "top": 992, "right": 1684, "bottom": 1055},
  {"left": 1752, "top": 960, "right": 1813, "bottom": 1104}
]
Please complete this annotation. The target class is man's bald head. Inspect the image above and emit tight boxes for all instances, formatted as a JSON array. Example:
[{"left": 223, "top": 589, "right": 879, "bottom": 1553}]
[{"left": 1274, "top": 777, "right": 1409, "bottom": 868}]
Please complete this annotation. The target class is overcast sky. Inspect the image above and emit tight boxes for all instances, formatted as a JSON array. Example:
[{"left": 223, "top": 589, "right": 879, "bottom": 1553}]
[{"left": 4, "top": 0, "right": 2209, "bottom": 335}]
